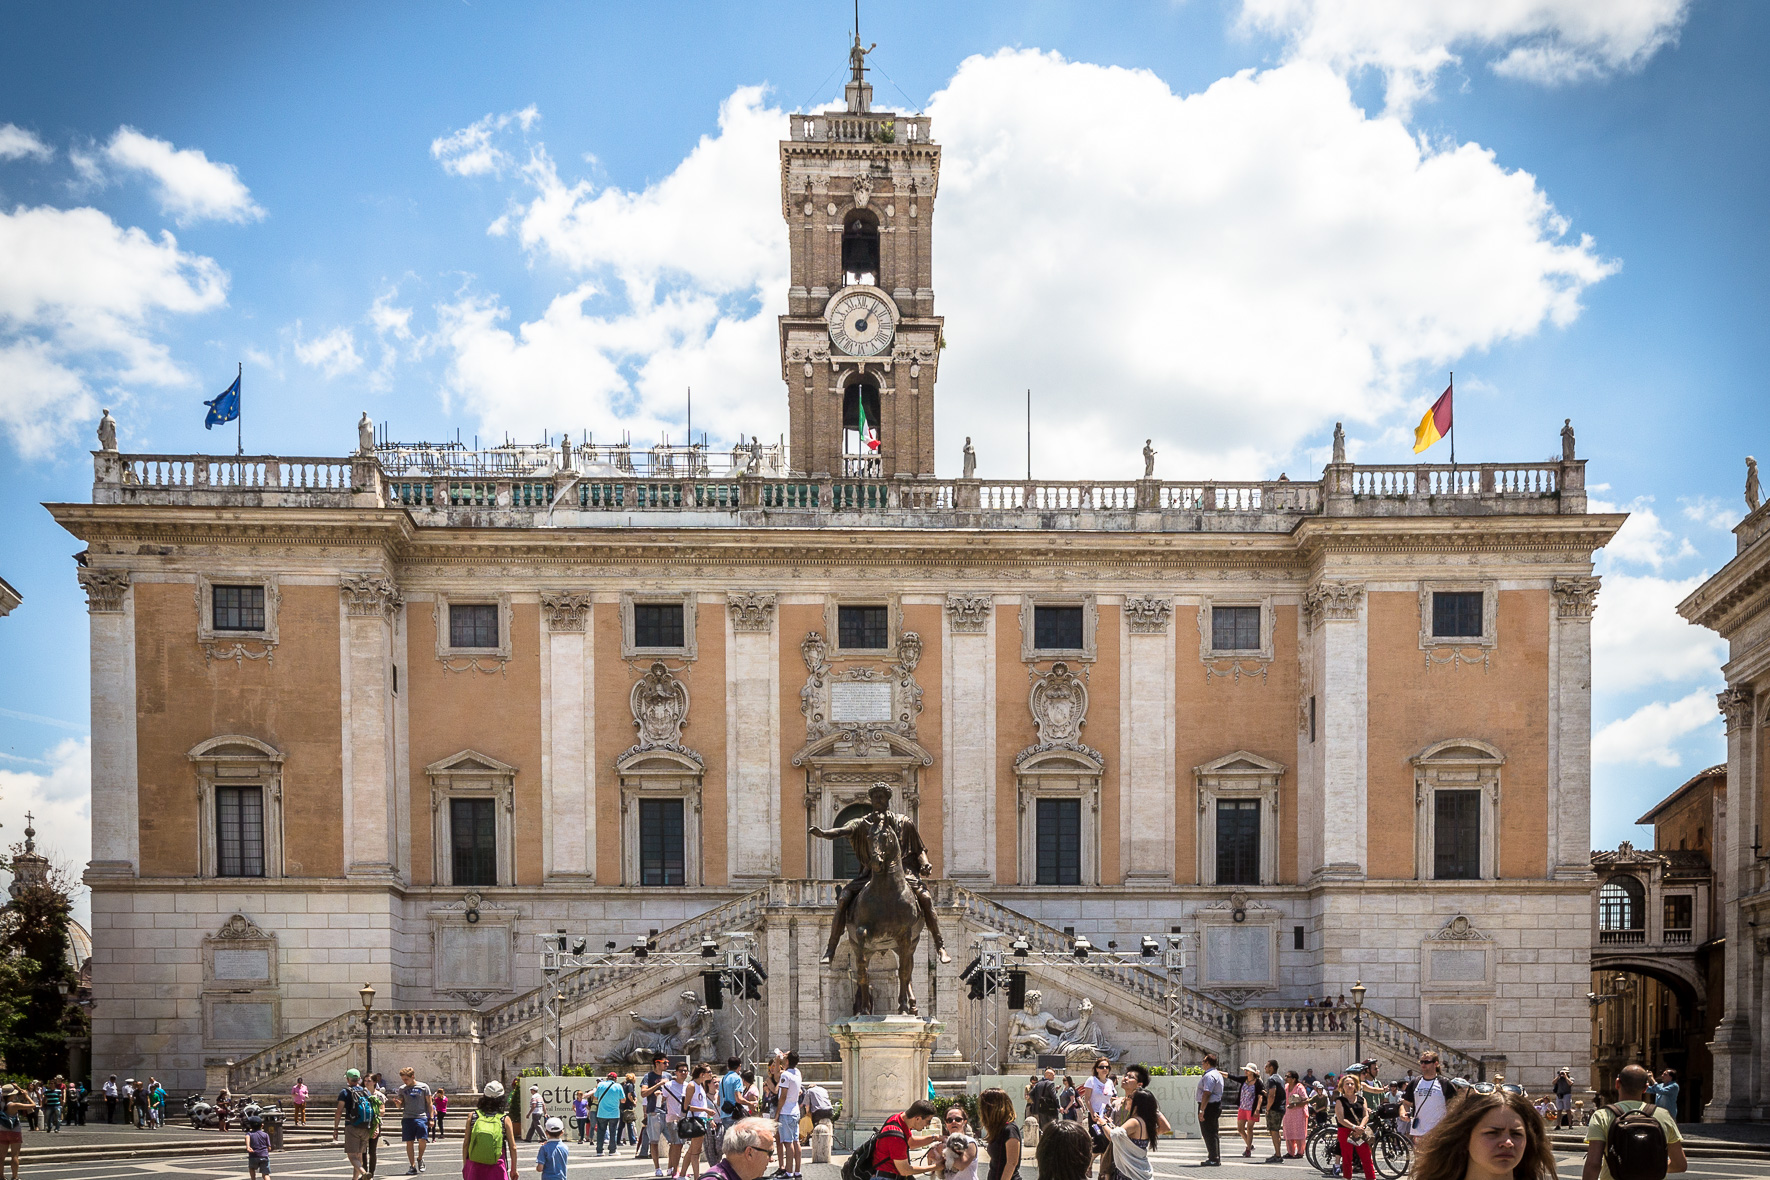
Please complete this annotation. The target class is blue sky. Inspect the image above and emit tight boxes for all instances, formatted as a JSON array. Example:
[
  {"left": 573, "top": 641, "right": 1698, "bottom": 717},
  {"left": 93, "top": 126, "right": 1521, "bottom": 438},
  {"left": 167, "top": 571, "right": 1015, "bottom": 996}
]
[{"left": 3, "top": 1, "right": 1765, "bottom": 901}]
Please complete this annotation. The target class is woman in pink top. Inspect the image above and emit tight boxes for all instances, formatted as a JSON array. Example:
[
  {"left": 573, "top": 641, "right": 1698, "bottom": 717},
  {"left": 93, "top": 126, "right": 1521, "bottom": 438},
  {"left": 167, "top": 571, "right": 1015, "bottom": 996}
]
[
  {"left": 432, "top": 1087, "right": 448, "bottom": 1139},
  {"left": 290, "top": 1078, "right": 308, "bottom": 1125}
]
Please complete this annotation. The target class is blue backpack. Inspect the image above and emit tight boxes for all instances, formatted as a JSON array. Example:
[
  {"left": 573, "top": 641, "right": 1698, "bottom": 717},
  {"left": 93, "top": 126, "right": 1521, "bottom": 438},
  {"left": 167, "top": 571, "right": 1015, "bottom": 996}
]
[{"left": 343, "top": 1085, "right": 375, "bottom": 1128}]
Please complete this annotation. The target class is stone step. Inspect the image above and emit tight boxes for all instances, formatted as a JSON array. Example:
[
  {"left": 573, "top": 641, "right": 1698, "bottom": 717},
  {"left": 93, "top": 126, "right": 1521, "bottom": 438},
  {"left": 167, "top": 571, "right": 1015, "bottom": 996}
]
[{"left": 1547, "top": 1132, "right": 1770, "bottom": 1162}]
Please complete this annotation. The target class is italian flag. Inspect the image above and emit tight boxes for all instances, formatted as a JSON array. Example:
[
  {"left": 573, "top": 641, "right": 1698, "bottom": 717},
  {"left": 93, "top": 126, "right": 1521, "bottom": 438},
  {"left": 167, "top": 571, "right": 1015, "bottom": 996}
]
[
  {"left": 1413, "top": 383, "right": 1453, "bottom": 454},
  {"left": 858, "top": 398, "right": 880, "bottom": 452}
]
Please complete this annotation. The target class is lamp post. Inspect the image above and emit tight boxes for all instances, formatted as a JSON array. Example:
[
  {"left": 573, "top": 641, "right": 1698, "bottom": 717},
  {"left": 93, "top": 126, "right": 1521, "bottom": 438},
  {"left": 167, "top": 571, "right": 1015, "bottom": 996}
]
[
  {"left": 554, "top": 993, "right": 565, "bottom": 1075},
  {"left": 359, "top": 983, "right": 377, "bottom": 1077},
  {"left": 1350, "top": 980, "right": 1367, "bottom": 1064}
]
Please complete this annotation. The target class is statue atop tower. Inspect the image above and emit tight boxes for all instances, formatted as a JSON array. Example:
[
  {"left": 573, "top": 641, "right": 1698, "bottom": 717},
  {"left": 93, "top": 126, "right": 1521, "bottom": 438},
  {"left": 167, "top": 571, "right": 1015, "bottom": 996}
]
[{"left": 779, "top": 36, "right": 942, "bottom": 479}]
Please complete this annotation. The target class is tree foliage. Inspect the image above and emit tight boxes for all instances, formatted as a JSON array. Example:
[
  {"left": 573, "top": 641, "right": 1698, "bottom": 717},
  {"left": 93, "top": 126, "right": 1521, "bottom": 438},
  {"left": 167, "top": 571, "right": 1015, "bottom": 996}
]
[{"left": 0, "top": 855, "right": 84, "bottom": 1080}]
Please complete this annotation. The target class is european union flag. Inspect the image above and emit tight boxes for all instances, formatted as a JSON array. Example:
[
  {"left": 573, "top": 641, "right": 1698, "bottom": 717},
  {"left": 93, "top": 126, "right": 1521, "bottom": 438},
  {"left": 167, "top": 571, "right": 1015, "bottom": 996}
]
[{"left": 204, "top": 374, "right": 240, "bottom": 429}]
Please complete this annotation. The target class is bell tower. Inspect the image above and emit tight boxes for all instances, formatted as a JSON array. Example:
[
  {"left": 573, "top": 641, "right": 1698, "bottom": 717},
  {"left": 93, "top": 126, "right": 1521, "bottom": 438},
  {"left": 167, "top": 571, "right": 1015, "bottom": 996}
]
[{"left": 780, "top": 33, "right": 941, "bottom": 478}]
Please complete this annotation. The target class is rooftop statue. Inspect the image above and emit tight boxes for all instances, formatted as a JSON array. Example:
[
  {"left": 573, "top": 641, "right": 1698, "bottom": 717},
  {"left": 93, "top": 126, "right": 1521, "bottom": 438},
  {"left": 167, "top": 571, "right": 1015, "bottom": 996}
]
[
  {"left": 1748, "top": 456, "right": 1761, "bottom": 514},
  {"left": 97, "top": 409, "right": 117, "bottom": 453},
  {"left": 962, "top": 437, "right": 976, "bottom": 480},
  {"left": 1142, "top": 439, "right": 1155, "bottom": 480}
]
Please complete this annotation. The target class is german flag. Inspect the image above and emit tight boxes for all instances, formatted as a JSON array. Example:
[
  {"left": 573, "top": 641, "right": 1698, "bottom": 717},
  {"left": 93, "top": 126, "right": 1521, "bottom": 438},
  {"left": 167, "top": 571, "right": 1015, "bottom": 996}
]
[{"left": 1413, "top": 383, "right": 1453, "bottom": 454}]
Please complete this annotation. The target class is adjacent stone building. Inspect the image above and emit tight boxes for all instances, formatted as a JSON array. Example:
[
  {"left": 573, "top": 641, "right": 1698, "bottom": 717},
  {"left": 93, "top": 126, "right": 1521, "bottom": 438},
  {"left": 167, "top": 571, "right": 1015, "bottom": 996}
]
[{"left": 52, "top": 43, "right": 1622, "bottom": 1095}]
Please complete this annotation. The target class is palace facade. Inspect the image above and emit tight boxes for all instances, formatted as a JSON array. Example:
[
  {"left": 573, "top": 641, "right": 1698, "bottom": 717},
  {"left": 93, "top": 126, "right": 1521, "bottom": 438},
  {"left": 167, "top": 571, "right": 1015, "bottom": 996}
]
[{"left": 52, "top": 46, "right": 1621, "bottom": 1095}]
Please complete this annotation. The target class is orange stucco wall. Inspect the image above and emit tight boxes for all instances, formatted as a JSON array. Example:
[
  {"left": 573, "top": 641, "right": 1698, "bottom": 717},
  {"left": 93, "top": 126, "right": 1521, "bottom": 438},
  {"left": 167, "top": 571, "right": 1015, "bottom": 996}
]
[
  {"left": 1172, "top": 603, "right": 1301, "bottom": 884},
  {"left": 407, "top": 599, "right": 544, "bottom": 885},
  {"left": 1365, "top": 589, "right": 1551, "bottom": 880},
  {"left": 133, "top": 581, "right": 344, "bottom": 878}
]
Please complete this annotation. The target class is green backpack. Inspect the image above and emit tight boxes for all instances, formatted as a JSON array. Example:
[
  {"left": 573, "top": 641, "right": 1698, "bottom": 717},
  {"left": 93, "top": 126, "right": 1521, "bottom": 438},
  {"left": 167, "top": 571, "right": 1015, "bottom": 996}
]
[{"left": 468, "top": 1111, "right": 506, "bottom": 1165}]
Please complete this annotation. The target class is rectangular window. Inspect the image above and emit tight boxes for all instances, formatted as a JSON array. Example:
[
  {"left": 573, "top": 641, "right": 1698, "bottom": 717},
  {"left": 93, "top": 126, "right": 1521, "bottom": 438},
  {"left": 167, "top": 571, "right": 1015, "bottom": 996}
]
[
  {"left": 1664, "top": 895, "right": 1693, "bottom": 930},
  {"left": 212, "top": 585, "right": 266, "bottom": 632},
  {"left": 1433, "top": 790, "right": 1482, "bottom": 879},
  {"left": 837, "top": 604, "right": 890, "bottom": 650},
  {"left": 1293, "top": 925, "right": 1306, "bottom": 951},
  {"left": 639, "top": 798, "right": 686, "bottom": 886},
  {"left": 450, "top": 798, "right": 498, "bottom": 887},
  {"left": 449, "top": 603, "right": 500, "bottom": 649},
  {"left": 1308, "top": 696, "right": 1317, "bottom": 744},
  {"left": 633, "top": 603, "right": 686, "bottom": 649},
  {"left": 216, "top": 785, "right": 265, "bottom": 877},
  {"left": 1432, "top": 592, "right": 1484, "bottom": 638},
  {"left": 1211, "top": 606, "right": 1261, "bottom": 651},
  {"left": 1216, "top": 798, "right": 1261, "bottom": 885},
  {"left": 1033, "top": 605, "right": 1084, "bottom": 651},
  {"left": 1035, "top": 798, "right": 1082, "bottom": 886}
]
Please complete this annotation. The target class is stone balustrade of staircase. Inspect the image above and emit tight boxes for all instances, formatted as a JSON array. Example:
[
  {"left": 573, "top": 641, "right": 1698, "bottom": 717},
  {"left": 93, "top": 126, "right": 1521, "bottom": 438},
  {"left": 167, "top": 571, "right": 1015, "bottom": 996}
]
[
  {"left": 229, "top": 1008, "right": 479, "bottom": 1093},
  {"left": 480, "top": 887, "right": 771, "bottom": 1049},
  {"left": 1243, "top": 1007, "right": 1480, "bottom": 1079}
]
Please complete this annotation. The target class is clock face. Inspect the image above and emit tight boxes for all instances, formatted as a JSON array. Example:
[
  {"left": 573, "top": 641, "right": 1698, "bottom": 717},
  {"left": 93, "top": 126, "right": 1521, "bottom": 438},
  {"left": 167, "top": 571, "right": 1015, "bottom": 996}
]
[{"left": 828, "top": 291, "right": 895, "bottom": 357}]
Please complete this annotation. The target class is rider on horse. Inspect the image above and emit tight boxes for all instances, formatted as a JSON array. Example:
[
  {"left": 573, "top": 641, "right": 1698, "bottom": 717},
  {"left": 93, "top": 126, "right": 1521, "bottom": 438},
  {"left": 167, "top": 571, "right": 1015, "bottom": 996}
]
[{"left": 810, "top": 782, "right": 950, "bottom": 965}]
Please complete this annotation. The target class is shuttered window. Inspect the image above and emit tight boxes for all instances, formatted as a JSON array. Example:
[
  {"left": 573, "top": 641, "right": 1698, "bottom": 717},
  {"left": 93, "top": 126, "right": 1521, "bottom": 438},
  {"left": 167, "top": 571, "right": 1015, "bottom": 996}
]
[
  {"left": 1216, "top": 798, "right": 1261, "bottom": 885},
  {"left": 639, "top": 798, "right": 686, "bottom": 886},
  {"left": 634, "top": 603, "right": 686, "bottom": 649},
  {"left": 1033, "top": 606, "right": 1084, "bottom": 651},
  {"left": 1035, "top": 798, "right": 1081, "bottom": 886},
  {"left": 212, "top": 585, "right": 266, "bottom": 631},
  {"left": 449, "top": 603, "right": 499, "bottom": 649},
  {"left": 450, "top": 798, "right": 498, "bottom": 887},
  {"left": 1211, "top": 606, "right": 1261, "bottom": 651},
  {"left": 216, "top": 786, "right": 265, "bottom": 877},
  {"left": 1432, "top": 592, "right": 1483, "bottom": 638},
  {"left": 1433, "top": 790, "right": 1481, "bottom": 880}
]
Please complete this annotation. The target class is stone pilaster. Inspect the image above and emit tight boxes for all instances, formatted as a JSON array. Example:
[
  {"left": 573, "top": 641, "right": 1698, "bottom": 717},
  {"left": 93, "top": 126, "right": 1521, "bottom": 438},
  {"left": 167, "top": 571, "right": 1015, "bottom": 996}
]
[
  {"left": 339, "top": 575, "right": 401, "bottom": 878},
  {"left": 1121, "top": 596, "right": 1175, "bottom": 882},
  {"left": 541, "top": 591, "right": 594, "bottom": 881},
  {"left": 943, "top": 593, "right": 995, "bottom": 880},
  {"left": 1550, "top": 577, "right": 1599, "bottom": 879},
  {"left": 726, "top": 592, "right": 780, "bottom": 883},
  {"left": 80, "top": 568, "right": 138, "bottom": 878},
  {"left": 1306, "top": 583, "right": 1366, "bottom": 879},
  {"left": 1706, "top": 685, "right": 1758, "bottom": 1121}
]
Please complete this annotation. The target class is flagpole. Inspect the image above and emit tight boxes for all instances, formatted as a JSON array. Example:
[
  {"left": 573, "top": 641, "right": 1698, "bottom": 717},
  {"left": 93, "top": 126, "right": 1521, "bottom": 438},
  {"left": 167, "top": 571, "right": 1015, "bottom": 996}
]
[
  {"left": 1448, "top": 371, "right": 1455, "bottom": 467},
  {"left": 236, "top": 362, "right": 243, "bottom": 457},
  {"left": 1026, "top": 389, "right": 1031, "bottom": 481}
]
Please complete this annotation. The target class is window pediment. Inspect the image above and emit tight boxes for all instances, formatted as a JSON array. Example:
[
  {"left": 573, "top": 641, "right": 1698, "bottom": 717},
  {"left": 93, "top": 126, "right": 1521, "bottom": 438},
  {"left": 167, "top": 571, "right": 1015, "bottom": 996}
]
[{"left": 1412, "top": 738, "right": 1505, "bottom": 767}]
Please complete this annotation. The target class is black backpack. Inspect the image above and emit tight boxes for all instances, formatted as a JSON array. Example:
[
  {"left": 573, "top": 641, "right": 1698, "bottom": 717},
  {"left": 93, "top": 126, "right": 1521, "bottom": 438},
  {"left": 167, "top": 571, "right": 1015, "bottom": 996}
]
[
  {"left": 1604, "top": 1103, "right": 1669, "bottom": 1180},
  {"left": 842, "top": 1121, "right": 906, "bottom": 1180},
  {"left": 1033, "top": 1080, "right": 1059, "bottom": 1117}
]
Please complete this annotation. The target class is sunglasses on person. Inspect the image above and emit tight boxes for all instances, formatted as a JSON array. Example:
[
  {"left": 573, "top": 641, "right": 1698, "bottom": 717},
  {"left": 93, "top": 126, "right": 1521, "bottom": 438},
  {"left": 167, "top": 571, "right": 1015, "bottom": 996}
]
[
  {"left": 1460, "top": 1082, "right": 1524, "bottom": 1096},
  {"left": 944, "top": 1114, "right": 966, "bottom": 1124}
]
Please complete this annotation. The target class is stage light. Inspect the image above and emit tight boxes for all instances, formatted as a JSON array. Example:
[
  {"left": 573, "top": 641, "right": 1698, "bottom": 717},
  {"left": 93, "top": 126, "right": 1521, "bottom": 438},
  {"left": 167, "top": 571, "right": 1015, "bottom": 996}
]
[
  {"left": 571, "top": 939, "right": 587, "bottom": 957},
  {"left": 1140, "top": 937, "right": 1159, "bottom": 958},
  {"left": 632, "top": 937, "right": 649, "bottom": 960},
  {"left": 1010, "top": 937, "right": 1030, "bottom": 958},
  {"left": 700, "top": 937, "right": 719, "bottom": 958},
  {"left": 1072, "top": 936, "right": 1092, "bottom": 960}
]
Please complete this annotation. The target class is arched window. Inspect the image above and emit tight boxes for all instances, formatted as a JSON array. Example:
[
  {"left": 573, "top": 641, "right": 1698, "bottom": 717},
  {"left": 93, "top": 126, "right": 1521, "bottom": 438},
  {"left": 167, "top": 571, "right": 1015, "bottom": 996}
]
[
  {"left": 842, "top": 380, "right": 882, "bottom": 475},
  {"left": 1598, "top": 876, "right": 1645, "bottom": 931},
  {"left": 831, "top": 802, "right": 872, "bottom": 880},
  {"left": 842, "top": 212, "right": 880, "bottom": 287}
]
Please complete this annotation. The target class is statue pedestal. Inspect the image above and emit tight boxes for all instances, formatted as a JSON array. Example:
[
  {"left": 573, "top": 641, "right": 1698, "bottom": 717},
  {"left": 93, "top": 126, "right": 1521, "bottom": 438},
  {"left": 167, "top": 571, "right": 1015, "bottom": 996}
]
[{"left": 830, "top": 1015, "right": 943, "bottom": 1151}]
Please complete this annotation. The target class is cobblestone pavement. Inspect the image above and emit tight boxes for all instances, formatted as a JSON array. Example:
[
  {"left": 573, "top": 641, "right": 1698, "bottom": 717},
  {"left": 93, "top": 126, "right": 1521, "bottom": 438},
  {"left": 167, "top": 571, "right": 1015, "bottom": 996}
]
[{"left": 8, "top": 1145, "right": 1763, "bottom": 1180}]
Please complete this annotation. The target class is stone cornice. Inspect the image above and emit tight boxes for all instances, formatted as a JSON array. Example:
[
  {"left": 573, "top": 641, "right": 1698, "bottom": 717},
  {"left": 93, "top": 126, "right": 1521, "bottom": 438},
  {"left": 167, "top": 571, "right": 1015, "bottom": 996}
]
[
  {"left": 45, "top": 503, "right": 416, "bottom": 550},
  {"left": 1679, "top": 527, "right": 1770, "bottom": 637},
  {"left": 1294, "top": 513, "right": 1626, "bottom": 563}
]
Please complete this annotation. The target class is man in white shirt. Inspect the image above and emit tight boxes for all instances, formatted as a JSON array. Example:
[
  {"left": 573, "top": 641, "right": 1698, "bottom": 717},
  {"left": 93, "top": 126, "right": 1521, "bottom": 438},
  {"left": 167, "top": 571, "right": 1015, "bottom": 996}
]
[
  {"left": 1401, "top": 1052, "right": 1456, "bottom": 1144},
  {"left": 774, "top": 1052, "right": 803, "bottom": 1179},
  {"left": 102, "top": 1076, "right": 118, "bottom": 1124},
  {"left": 659, "top": 1062, "right": 693, "bottom": 1179}
]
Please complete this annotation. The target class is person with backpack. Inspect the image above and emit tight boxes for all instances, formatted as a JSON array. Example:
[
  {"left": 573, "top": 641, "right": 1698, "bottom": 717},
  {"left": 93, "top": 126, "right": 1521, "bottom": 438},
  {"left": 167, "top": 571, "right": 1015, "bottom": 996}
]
[
  {"left": 1029, "top": 1070, "right": 1061, "bottom": 1130},
  {"left": 463, "top": 1081, "right": 516, "bottom": 1180},
  {"left": 845, "top": 1099, "right": 940, "bottom": 1180},
  {"left": 332, "top": 1067, "right": 378, "bottom": 1180},
  {"left": 1581, "top": 1064, "right": 1686, "bottom": 1180},
  {"left": 1411, "top": 1088, "right": 1556, "bottom": 1180},
  {"left": 1403, "top": 1052, "right": 1460, "bottom": 1145}
]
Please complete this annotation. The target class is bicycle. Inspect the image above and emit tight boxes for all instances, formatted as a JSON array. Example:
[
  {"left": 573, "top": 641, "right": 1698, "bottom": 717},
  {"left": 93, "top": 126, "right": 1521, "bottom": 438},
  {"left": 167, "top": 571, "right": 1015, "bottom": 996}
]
[{"left": 1303, "top": 1105, "right": 1411, "bottom": 1178}]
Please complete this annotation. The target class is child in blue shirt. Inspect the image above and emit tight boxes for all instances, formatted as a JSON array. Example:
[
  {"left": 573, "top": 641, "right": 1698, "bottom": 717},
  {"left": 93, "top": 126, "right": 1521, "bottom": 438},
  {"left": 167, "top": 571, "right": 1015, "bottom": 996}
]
[
  {"left": 536, "top": 1117, "right": 568, "bottom": 1180},
  {"left": 244, "top": 1116, "right": 272, "bottom": 1176}
]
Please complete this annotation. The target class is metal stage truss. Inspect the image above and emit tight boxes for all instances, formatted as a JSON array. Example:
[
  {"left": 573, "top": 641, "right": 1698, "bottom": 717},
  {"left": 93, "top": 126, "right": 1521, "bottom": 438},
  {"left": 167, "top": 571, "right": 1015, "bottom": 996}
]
[
  {"left": 963, "top": 932, "right": 1189, "bottom": 1072},
  {"left": 536, "top": 931, "right": 764, "bottom": 1070}
]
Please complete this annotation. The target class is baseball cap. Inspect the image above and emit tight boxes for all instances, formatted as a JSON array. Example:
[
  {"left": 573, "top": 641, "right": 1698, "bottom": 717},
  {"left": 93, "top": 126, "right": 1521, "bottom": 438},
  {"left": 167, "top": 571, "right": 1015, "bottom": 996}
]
[
  {"left": 545, "top": 1117, "right": 564, "bottom": 1134},
  {"left": 345, "top": 1069, "right": 361, "bottom": 1081}
]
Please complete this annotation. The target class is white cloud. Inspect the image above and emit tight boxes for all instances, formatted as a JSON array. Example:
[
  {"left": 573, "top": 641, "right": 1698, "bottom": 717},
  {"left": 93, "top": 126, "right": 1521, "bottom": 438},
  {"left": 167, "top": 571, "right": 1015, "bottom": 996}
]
[
  {"left": 104, "top": 127, "right": 264, "bottom": 225},
  {"left": 1590, "top": 496, "right": 1695, "bottom": 569},
  {"left": 1593, "top": 688, "right": 1720, "bottom": 768},
  {"left": 0, "top": 124, "right": 52, "bottom": 162},
  {"left": 431, "top": 105, "right": 539, "bottom": 178},
  {"left": 0, "top": 737, "right": 92, "bottom": 925},
  {"left": 1681, "top": 494, "right": 1738, "bottom": 531},
  {"left": 1239, "top": 0, "right": 1690, "bottom": 113},
  {"left": 1591, "top": 570, "right": 1725, "bottom": 693},
  {"left": 0, "top": 205, "right": 228, "bottom": 454},
  {"left": 425, "top": 62, "right": 1613, "bottom": 475},
  {"left": 293, "top": 323, "right": 363, "bottom": 378}
]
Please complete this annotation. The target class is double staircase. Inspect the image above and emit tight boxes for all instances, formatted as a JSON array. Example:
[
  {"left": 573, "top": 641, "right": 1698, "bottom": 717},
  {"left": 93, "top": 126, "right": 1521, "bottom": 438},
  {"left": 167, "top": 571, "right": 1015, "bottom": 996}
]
[{"left": 226, "top": 881, "right": 1480, "bottom": 1094}]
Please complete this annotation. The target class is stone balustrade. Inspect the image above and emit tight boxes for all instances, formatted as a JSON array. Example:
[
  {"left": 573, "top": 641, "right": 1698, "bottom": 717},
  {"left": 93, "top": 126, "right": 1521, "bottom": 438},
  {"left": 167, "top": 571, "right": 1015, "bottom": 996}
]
[
  {"left": 92, "top": 445, "right": 1591, "bottom": 530},
  {"left": 1244, "top": 1007, "right": 1479, "bottom": 1080},
  {"left": 228, "top": 1008, "right": 481, "bottom": 1093}
]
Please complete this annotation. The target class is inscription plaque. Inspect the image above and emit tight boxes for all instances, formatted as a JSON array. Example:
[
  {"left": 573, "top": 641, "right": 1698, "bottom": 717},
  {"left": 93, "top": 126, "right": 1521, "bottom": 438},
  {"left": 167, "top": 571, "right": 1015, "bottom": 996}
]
[
  {"left": 1428, "top": 1004, "right": 1488, "bottom": 1042},
  {"left": 831, "top": 681, "right": 893, "bottom": 723},
  {"left": 1429, "top": 948, "right": 1487, "bottom": 983},
  {"left": 211, "top": 1001, "right": 274, "bottom": 1042},
  {"left": 212, "top": 948, "right": 270, "bottom": 981},
  {"left": 1204, "top": 924, "right": 1270, "bottom": 984}
]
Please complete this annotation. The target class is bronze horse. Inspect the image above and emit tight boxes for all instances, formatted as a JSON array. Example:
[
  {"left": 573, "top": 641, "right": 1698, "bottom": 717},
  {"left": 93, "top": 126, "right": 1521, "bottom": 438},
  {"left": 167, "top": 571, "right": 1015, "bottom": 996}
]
[{"left": 845, "top": 819, "right": 925, "bottom": 1015}]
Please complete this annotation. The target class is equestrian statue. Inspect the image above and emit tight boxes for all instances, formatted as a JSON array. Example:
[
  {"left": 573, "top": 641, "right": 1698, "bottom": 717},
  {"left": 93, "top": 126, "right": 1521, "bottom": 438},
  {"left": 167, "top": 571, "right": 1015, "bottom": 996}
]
[{"left": 809, "top": 782, "right": 950, "bottom": 1015}]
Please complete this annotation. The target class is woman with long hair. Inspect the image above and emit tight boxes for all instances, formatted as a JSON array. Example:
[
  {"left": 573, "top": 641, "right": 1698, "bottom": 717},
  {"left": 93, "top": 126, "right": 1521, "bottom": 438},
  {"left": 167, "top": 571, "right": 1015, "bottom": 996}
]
[
  {"left": 1334, "top": 1074, "right": 1377, "bottom": 1180},
  {"left": 1411, "top": 1090, "right": 1556, "bottom": 1180},
  {"left": 1094, "top": 1064, "right": 1167, "bottom": 1180},
  {"left": 1281, "top": 1070, "right": 1308, "bottom": 1160},
  {"left": 977, "top": 1088, "right": 1022, "bottom": 1180},
  {"left": 1236, "top": 1065, "right": 1260, "bottom": 1157},
  {"left": 462, "top": 1082, "right": 516, "bottom": 1180}
]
